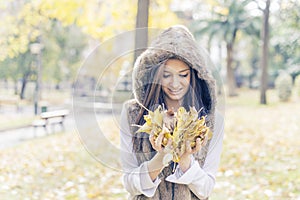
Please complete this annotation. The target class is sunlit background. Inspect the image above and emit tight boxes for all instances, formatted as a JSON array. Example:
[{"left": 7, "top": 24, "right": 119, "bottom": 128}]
[{"left": 0, "top": 0, "right": 299, "bottom": 199}]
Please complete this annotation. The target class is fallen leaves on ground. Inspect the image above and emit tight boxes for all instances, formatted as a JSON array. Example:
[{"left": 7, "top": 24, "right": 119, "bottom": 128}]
[
  {"left": 0, "top": 89, "right": 299, "bottom": 199},
  {"left": 211, "top": 90, "right": 300, "bottom": 200},
  {"left": 0, "top": 128, "right": 127, "bottom": 200}
]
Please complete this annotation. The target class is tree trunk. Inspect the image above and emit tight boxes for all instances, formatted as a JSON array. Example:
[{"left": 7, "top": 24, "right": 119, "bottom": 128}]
[
  {"left": 260, "top": 0, "right": 270, "bottom": 104},
  {"left": 226, "top": 43, "right": 237, "bottom": 96},
  {"left": 20, "top": 76, "right": 28, "bottom": 100},
  {"left": 133, "top": 0, "right": 149, "bottom": 63}
]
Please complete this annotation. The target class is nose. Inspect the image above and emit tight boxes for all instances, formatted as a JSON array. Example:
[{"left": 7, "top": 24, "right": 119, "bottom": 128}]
[{"left": 170, "top": 76, "right": 180, "bottom": 88}]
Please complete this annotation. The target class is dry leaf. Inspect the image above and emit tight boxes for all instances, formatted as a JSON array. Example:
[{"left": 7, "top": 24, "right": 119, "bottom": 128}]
[{"left": 135, "top": 106, "right": 212, "bottom": 162}]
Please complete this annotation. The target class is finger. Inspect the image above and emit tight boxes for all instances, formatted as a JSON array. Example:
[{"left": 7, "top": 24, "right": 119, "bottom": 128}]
[
  {"left": 202, "top": 135, "right": 208, "bottom": 146},
  {"left": 155, "top": 132, "right": 164, "bottom": 151},
  {"left": 192, "top": 138, "right": 201, "bottom": 153},
  {"left": 166, "top": 138, "right": 173, "bottom": 147},
  {"left": 163, "top": 139, "right": 173, "bottom": 154},
  {"left": 149, "top": 134, "right": 159, "bottom": 151},
  {"left": 149, "top": 134, "right": 155, "bottom": 145},
  {"left": 185, "top": 140, "right": 192, "bottom": 154}
]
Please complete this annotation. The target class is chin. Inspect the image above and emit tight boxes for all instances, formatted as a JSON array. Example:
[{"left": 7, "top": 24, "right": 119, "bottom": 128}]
[{"left": 168, "top": 94, "right": 184, "bottom": 101}]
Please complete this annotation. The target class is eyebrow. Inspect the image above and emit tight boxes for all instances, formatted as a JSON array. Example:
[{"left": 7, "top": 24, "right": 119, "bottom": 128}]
[{"left": 164, "top": 69, "right": 190, "bottom": 73}]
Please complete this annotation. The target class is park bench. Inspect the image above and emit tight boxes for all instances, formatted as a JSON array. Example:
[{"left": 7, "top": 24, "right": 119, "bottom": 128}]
[{"left": 32, "top": 109, "right": 69, "bottom": 136}]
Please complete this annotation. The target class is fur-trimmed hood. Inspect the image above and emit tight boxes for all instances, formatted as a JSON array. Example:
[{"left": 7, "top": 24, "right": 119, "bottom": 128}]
[
  {"left": 126, "top": 25, "right": 217, "bottom": 200},
  {"left": 132, "top": 25, "right": 216, "bottom": 115}
]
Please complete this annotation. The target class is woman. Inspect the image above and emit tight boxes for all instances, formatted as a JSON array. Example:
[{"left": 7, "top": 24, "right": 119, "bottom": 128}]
[{"left": 120, "top": 25, "right": 224, "bottom": 200}]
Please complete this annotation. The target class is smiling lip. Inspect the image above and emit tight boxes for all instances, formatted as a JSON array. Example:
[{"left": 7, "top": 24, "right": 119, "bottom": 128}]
[{"left": 168, "top": 88, "right": 182, "bottom": 95}]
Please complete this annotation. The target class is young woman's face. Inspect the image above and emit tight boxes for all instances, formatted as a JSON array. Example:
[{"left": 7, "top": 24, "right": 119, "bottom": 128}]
[{"left": 161, "top": 59, "right": 191, "bottom": 106}]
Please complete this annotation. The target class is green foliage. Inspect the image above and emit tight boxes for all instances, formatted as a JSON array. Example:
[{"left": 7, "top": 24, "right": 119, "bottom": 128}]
[
  {"left": 275, "top": 72, "right": 293, "bottom": 102},
  {"left": 270, "top": 1, "right": 300, "bottom": 75},
  {"left": 190, "top": 0, "right": 261, "bottom": 96},
  {"left": 42, "top": 20, "right": 88, "bottom": 84},
  {"left": 0, "top": 50, "right": 33, "bottom": 81},
  {"left": 192, "top": 0, "right": 261, "bottom": 44},
  {"left": 0, "top": 59, "right": 12, "bottom": 80},
  {"left": 190, "top": 0, "right": 300, "bottom": 91}
]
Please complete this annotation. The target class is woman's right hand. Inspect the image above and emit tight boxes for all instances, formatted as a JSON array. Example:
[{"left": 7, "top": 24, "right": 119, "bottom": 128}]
[
  {"left": 150, "top": 131, "right": 174, "bottom": 167},
  {"left": 148, "top": 131, "right": 173, "bottom": 181},
  {"left": 149, "top": 131, "right": 172, "bottom": 155}
]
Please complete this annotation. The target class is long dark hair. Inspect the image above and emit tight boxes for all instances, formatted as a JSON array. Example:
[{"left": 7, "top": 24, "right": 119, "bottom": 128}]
[{"left": 135, "top": 59, "right": 212, "bottom": 126}]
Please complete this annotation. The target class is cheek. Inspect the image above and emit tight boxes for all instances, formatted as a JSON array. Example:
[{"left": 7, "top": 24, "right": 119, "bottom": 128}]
[
  {"left": 182, "top": 77, "right": 190, "bottom": 88},
  {"left": 161, "top": 78, "right": 170, "bottom": 87},
  {"left": 161, "top": 79, "right": 167, "bottom": 92}
]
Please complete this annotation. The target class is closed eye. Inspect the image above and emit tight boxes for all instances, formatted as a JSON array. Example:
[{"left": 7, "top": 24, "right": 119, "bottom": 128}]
[
  {"left": 179, "top": 73, "right": 189, "bottom": 77},
  {"left": 163, "top": 74, "right": 171, "bottom": 78}
]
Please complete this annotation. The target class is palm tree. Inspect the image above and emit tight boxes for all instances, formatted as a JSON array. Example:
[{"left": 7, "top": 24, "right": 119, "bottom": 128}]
[{"left": 192, "top": 0, "right": 260, "bottom": 97}]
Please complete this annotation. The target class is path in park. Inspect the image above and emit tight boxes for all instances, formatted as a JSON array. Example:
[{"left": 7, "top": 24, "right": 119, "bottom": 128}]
[
  {"left": 0, "top": 116, "right": 75, "bottom": 149},
  {"left": 0, "top": 103, "right": 119, "bottom": 150}
]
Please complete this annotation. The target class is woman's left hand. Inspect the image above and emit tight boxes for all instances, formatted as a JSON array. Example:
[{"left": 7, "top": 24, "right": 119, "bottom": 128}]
[{"left": 178, "top": 137, "right": 208, "bottom": 173}]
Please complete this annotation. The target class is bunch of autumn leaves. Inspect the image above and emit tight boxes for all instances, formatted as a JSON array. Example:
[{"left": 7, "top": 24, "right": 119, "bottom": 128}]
[{"left": 135, "top": 105, "right": 212, "bottom": 163}]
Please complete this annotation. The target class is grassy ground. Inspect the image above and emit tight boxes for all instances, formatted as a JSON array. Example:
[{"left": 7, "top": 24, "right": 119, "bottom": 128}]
[
  {"left": 0, "top": 89, "right": 71, "bottom": 131},
  {"left": 0, "top": 88, "right": 71, "bottom": 131},
  {"left": 0, "top": 115, "right": 34, "bottom": 131},
  {"left": 0, "top": 88, "right": 299, "bottom": 199}
]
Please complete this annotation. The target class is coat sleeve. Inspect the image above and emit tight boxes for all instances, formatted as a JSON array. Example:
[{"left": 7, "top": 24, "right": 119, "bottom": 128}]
[
  {"left": 165, "top": 111, "right": 224, "bottom": 199},
  {"left": 120, "top": 104, "right": 161, "bottom": 197}
]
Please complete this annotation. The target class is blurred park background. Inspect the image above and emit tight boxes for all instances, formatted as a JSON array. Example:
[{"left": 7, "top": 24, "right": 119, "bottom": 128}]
[{"left": 0, "top": 0, "right": 300, "bottom": 199}]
